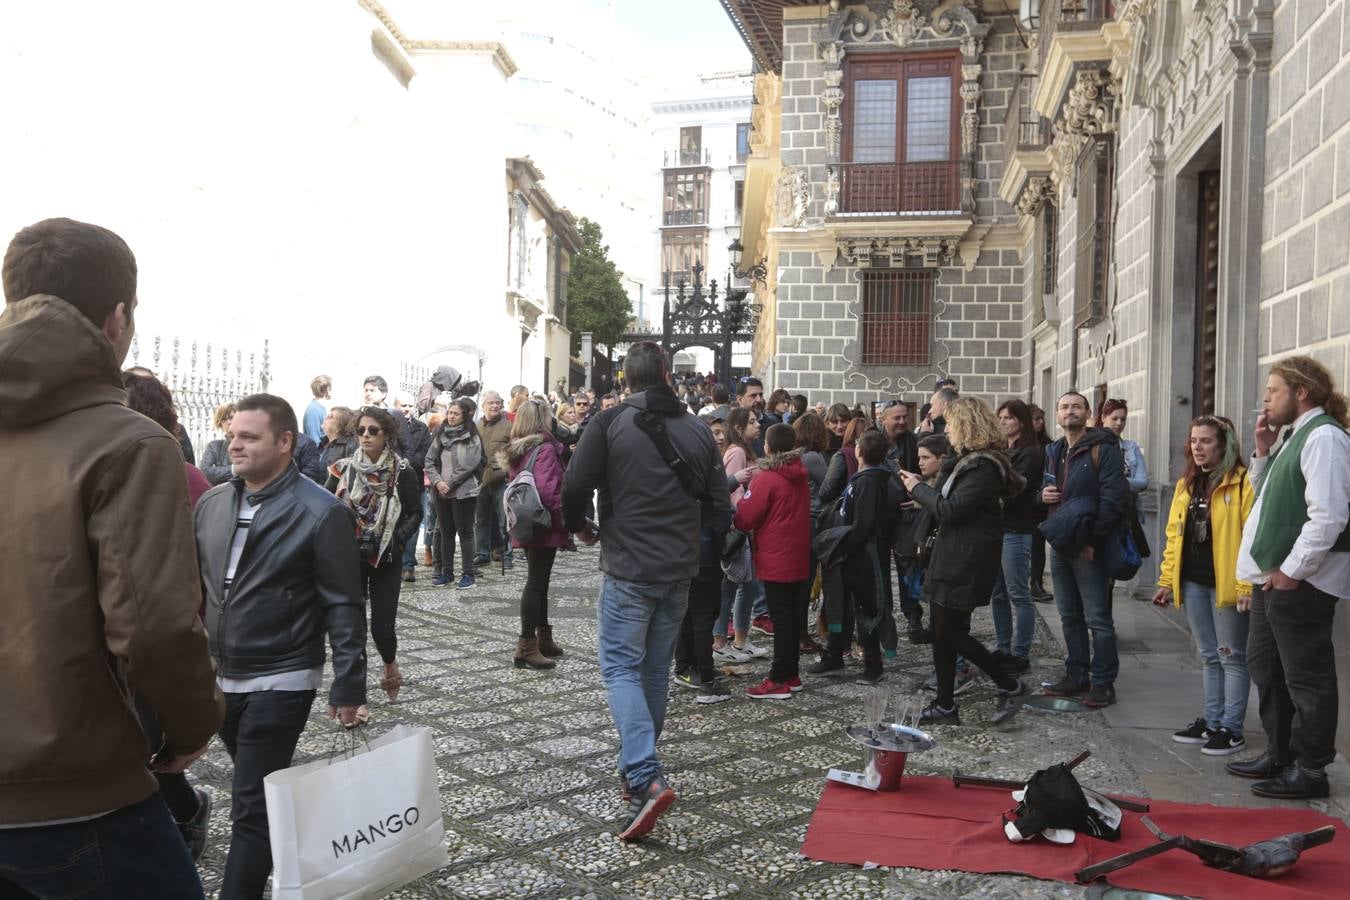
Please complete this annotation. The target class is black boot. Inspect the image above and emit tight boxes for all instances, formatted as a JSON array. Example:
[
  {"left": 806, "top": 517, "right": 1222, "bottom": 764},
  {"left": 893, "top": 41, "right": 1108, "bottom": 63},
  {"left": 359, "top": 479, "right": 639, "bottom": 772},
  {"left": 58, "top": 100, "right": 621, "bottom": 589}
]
[
  {"left": 1029, "top": 579, "right": 1053, "bottom": 604},
  {"left": 1251, "top": 765, "right": 1329, "bottom": 799},
  {"left": 854, "top": 656, "right": 884, "bottom": 685},
  {"left": 1226, "top": 751, "right": 1293, "bottom": 780},
  {"left": 807, "top": 653, "right": 844, "bottom": 676}
]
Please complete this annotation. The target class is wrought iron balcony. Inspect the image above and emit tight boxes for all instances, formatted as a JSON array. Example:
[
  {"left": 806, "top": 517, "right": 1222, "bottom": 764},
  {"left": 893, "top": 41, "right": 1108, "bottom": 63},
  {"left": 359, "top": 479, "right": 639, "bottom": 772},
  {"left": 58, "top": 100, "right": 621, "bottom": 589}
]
[
  {"left": 1003, "top": 72, "right": 1051, "bottom": 168},
  {"left": 837, "top": 160, "right": 962, "bottom": 217},
  {"left": 663, "top": 148, "right": 712, "bottom": 168},
  {"left": 662, "top": 209, "right": 709, "bottom": 227}
]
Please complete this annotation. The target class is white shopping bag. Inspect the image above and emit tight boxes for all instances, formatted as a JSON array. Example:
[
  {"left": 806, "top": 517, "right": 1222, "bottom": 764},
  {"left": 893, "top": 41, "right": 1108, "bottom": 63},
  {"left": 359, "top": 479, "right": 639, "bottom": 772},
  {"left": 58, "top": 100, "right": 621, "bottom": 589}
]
[{"left": 264, "top": 724, "right": 448, "bottom": 900}]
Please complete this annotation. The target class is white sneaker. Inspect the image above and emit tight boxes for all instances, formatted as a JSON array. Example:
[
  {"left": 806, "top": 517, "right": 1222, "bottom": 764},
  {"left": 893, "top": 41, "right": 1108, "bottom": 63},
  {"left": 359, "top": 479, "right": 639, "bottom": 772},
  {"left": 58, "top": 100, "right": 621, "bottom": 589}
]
[
  {"left": 713, "top": 644, "right": 751, "bottom": 664},
  {"left": 738, "top": 640, "right": 770, "bottom": 659}
]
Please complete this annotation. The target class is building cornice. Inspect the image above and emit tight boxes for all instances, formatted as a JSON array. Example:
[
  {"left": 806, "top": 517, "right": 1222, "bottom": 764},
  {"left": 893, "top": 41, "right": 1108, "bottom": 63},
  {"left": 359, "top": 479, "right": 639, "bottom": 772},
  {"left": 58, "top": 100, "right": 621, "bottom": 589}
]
[
  {"left": 651, "top": 97, "right": 753, "bottom": 115},
  {"left": 359, "top": 0, "right": 518, "bottom": 77}
]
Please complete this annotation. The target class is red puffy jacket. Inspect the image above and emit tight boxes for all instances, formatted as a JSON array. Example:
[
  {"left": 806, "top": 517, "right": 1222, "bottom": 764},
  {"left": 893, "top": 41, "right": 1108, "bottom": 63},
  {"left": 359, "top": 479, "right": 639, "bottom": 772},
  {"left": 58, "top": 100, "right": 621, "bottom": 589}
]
[{"left": 733, "top": 451, "right": 812, "bottom": 582}]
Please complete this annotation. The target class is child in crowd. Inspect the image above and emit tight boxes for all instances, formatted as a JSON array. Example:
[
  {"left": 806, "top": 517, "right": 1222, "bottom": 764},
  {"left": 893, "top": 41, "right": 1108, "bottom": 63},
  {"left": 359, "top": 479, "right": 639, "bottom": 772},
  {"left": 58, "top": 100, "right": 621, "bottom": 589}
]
[{"left": 734, "top": 424, "right": 813, "bottom": 699}]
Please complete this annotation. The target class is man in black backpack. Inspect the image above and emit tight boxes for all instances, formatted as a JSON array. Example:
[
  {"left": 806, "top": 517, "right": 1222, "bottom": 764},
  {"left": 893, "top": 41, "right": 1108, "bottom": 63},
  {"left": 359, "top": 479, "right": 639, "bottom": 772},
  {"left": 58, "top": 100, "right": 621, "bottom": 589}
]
[{"left": 562, "top": 342, "right": 731, "bottom": 842}]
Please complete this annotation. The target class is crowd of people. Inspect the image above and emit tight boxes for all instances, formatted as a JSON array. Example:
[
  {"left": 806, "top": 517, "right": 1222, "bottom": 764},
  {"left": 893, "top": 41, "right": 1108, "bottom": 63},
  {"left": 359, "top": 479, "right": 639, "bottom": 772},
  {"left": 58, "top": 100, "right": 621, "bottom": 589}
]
[{"left": 3, "top": 217, "right": 1348, "bottom": 898}]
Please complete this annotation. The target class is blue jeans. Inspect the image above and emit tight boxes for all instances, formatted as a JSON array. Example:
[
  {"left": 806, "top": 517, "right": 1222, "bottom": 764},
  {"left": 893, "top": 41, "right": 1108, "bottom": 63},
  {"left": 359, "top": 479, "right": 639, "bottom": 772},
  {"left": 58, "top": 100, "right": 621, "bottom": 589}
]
[
  {"left": 598, "top": 575, "right": 689, "bottom": 791},
  {"left": 1050, "top": 548, "right": 1118, "bottom": 686},
  {"left": 402, "top": 484, "right": 425, "bottom": 570},
  {"left": 990, "top": 532, "right": 1035, "bottom": 659},
  {"left": 1182, "top": 581, "right": 1250, "bottom": 736},
  {"left": 716, "top": 576, "right": 763, "bottom": 636},
  {"left": 0, "top": 792, "right": 205, "bottom": 898}
]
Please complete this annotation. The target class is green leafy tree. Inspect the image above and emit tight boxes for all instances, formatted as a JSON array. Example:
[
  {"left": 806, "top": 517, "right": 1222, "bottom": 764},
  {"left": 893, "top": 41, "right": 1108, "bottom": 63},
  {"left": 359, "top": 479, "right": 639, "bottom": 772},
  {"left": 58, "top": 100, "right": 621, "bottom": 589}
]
[{"left": 566, "top": 217, "right": 631, "bottom": 355}]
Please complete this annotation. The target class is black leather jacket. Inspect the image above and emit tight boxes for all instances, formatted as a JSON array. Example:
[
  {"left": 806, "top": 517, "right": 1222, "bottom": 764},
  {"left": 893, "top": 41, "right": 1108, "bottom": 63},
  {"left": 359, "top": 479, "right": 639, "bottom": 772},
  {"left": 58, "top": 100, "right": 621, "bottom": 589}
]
[{"left": 195, "top": 463, "right": 367, "bottom": 706}]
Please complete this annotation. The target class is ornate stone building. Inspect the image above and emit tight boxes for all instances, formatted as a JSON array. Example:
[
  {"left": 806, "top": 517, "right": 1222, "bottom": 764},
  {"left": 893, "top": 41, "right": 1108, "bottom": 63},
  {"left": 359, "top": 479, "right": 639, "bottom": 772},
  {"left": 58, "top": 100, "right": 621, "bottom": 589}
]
[{"left": 726, "top": 0, "right": 1349, "bottom": 740}]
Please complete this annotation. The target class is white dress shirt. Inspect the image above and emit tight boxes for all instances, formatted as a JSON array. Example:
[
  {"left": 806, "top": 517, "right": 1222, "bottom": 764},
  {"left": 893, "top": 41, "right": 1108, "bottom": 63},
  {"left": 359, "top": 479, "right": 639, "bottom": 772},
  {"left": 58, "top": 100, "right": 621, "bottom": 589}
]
[{"left": 1237, "top": 406, "right": 1350, "bottom": 599}]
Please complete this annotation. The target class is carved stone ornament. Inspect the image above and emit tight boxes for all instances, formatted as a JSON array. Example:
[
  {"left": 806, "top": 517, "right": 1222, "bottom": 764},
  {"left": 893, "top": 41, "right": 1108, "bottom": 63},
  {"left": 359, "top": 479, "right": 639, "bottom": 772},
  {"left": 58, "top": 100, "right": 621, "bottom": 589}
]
[
  {"left": 878, "top": 0, "right": 928, "bottom": 48},
  {"left": 1062, "top": 68, "right": 1120, "bottom": 139},
  {"left": 777, "top": 166, "right": 810, "bottom": 226},
  {"left": 837, "top": 236, "right": 958, "bottom": 269},
  {"left": 1015, "top": 176, "right": 1056, "bottom": 217},
  {"left": 824, "top": 166, "right": 841, "bottom": 217}
]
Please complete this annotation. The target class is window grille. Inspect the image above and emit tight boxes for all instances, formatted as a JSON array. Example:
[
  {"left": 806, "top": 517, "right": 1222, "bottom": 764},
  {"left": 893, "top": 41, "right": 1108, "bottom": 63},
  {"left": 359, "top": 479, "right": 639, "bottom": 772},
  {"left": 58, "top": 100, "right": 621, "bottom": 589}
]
[{"left": 860, "top": 270, "right": 935, "bottom": 366}]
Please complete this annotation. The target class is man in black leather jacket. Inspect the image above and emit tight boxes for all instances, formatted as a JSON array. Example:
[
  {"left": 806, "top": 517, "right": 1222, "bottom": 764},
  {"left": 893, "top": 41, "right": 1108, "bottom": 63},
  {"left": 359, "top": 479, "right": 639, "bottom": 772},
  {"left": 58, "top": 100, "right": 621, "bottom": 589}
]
[{"left": 194, "top": 393, "right": 366, "bottom": 899}]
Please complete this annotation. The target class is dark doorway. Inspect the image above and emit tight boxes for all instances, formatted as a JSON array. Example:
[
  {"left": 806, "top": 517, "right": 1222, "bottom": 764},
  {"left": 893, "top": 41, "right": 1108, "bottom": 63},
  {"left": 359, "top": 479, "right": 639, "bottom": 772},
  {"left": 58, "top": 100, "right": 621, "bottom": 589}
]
[{"left": 1193, "top": 170, "right": 1221, "bottom": 416}]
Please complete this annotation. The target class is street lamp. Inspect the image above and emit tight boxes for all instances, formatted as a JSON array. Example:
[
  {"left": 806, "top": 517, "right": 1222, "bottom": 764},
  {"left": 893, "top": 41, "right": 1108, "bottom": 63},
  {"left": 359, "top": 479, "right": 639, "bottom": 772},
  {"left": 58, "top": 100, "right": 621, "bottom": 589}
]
[{"left": 727, "top": 237, "right": 768, "bottom": 287}]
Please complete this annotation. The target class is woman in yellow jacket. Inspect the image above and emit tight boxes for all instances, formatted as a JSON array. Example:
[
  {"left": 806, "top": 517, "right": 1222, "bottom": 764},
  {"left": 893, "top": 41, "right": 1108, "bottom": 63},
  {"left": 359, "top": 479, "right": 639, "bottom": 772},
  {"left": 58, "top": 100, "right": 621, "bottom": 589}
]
[{"left": 1152, "top": 415, "right": 1255, "bottom": 757}]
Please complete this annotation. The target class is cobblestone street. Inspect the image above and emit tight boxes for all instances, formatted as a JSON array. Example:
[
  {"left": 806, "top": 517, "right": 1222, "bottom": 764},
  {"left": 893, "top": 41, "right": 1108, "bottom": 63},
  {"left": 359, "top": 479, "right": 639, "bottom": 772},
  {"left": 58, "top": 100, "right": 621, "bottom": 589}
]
[{"left": 189, "top": 547, "right": 1179, "bottom": 899}]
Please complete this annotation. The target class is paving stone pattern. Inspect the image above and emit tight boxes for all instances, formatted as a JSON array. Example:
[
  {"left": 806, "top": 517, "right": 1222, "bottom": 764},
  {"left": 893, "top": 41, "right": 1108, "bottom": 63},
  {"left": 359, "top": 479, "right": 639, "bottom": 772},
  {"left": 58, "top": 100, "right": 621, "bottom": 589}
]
[{"left": 194, "top": 549, "right": 1142, "bottom": 898}]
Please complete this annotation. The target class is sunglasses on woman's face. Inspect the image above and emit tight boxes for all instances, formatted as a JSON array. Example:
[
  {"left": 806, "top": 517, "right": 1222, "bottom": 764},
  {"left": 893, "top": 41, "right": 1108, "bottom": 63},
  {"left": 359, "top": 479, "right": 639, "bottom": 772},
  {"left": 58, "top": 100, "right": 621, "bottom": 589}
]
[{"left": 356, "top": 426, "right": 383, "bottom": 437}]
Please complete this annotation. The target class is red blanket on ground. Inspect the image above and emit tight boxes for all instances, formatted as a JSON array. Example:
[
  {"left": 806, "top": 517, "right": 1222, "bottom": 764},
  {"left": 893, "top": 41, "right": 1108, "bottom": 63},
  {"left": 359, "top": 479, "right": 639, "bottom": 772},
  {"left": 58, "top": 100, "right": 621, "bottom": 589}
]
[{"left": 802, "top": 776, "right": 1350, "bottom": 899}]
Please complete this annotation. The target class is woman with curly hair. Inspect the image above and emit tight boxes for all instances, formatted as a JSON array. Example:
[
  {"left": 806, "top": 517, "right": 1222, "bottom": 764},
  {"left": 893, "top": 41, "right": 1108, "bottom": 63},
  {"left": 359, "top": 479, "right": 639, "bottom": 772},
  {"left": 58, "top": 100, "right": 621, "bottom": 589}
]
[
  {"left": 326, "top": 406, "right": 422, "bottom": 701},
  {"left": 897, "top": 397, "right": 1030, "bottom": 725}
]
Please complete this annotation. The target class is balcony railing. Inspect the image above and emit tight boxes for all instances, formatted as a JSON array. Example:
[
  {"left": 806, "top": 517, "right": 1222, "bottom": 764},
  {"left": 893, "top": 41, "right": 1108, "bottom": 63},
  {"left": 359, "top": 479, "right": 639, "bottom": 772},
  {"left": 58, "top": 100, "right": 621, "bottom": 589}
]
[
  {"left": 837, "top": 161, "right": 961, "bottom": 216},
  {"left": 663, "top": 209, "right": 709, "bottom": 226},
  {"left": 1038, "top": 0, "right": 1117, "bottom": 77},
  {"left": 1002, "top": 71, "right": 1052, "bottom": 172},
  {"left": 663, "top": 148, "right": 712, "bottom": 167}
]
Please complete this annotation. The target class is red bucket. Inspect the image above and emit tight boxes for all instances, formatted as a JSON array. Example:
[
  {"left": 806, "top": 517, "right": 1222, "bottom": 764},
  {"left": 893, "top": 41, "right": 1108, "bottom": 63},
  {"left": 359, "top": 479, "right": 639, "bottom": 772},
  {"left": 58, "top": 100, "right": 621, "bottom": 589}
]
[{"left": 873, "top": 749, "right": 908, "bottom": 791}]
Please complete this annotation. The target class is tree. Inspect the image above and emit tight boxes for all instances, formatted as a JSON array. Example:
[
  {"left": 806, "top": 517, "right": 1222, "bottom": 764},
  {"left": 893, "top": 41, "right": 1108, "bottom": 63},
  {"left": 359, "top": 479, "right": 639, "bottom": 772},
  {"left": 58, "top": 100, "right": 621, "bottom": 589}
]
[{"left": 566, "top": 217, "right": 631, "bottom": 355}]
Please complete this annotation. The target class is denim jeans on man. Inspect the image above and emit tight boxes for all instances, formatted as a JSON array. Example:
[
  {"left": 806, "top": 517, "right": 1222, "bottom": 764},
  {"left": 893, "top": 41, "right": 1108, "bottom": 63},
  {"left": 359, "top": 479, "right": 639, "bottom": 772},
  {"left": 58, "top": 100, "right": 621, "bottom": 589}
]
[
  {"left": 219, "top": 689, "right": 316, "bottom": 899},
  {"left": 1050, "top": 548, "right": 1118, "bottom": 686},
  {"left": 0, "top": 793, "right": 205, "bottom": 899},
  {"left": 474, "top": 481, "right": 508, "bottom": 561},
  {"left": 1181, "top": 581, "right": 1250, "bottom": 737},
  {"left": 990, "top": 533, "right": 1035, "bottom": 659},
  {"left": 598, "top": 576, "right": 689, "bottom": 791}
]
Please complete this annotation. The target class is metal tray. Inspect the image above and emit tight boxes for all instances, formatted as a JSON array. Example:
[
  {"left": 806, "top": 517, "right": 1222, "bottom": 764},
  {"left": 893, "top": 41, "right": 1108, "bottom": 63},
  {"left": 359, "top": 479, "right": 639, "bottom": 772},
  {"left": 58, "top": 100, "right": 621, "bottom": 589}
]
[{"left": 845, "top": 722, "right": 936, "bottom": 753}]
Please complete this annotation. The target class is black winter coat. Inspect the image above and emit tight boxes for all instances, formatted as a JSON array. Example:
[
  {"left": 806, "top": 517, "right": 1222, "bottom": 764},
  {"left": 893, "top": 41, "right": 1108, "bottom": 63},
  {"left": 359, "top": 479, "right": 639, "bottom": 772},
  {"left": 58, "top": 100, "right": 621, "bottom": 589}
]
[
  {"left": 321, "top": 433, "right": 358, "bottom": 469},
  {"left": 1003, "top": 442, "right": 1045, "bottom": 534},
  {"left": 397, "top": 415, "right": 432, "bottom": 480},
  {"left": 910, "top": 450, "right": 1024, "bottom": 612}
]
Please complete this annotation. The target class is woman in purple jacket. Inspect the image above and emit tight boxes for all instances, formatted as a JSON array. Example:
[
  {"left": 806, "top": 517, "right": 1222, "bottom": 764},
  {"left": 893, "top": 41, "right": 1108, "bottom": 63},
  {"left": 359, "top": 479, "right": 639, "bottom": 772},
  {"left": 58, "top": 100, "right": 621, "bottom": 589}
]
[{"left": 503, "top": 398, "right": 570, "bottom": 669}]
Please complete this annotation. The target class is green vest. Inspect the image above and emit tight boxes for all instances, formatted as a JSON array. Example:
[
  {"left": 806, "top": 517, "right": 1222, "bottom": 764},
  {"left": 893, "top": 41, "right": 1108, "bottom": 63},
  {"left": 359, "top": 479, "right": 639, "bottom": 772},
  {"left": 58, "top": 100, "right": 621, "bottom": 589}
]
[{"left": 1249, "top": 413, "right": 1350, "bottom": 571}]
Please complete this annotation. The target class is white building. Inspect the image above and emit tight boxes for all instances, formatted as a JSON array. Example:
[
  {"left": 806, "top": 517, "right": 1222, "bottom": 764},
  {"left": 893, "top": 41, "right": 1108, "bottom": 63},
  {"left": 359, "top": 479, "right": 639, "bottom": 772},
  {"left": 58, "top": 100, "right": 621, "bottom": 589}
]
[
  {"left": 649, "top": 73, "right": 754, "bottom": 369},
  {"left": 497, "top": 2, "right": 655, "bottom": 329},
  {"left": 0, "top": 0, "right": 541, "bottom": 414}
]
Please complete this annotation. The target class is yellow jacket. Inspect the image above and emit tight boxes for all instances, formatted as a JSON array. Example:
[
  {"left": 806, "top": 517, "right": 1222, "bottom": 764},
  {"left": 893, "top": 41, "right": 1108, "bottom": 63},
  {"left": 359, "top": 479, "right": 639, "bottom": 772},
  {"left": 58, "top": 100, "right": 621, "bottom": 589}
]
[{"left": 1157, "top": 467, "right": 1254, "bottom": 608}]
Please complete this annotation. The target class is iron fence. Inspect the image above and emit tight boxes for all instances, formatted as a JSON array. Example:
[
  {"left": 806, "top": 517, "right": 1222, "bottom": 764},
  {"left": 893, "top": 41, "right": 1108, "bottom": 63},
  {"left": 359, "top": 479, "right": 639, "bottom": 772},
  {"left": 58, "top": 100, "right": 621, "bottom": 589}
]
[{"left": 126, "top": 334, "right": 269, "bottom": 457}]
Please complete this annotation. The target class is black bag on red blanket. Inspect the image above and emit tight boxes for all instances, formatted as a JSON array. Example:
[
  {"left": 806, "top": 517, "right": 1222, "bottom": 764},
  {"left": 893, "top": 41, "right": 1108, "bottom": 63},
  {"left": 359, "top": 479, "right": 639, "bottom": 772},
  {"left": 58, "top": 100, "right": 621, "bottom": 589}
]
[{"left": 1008, "top": 763, "right": 1122, "bottom": 842}]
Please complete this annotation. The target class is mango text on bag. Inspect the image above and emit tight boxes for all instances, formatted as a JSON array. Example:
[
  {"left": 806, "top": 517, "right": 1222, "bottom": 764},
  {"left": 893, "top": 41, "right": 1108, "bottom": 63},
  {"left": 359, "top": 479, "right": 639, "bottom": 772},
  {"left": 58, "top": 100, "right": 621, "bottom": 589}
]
[{"left": 331, "top": 806, "right": 421, "bottom": 859}]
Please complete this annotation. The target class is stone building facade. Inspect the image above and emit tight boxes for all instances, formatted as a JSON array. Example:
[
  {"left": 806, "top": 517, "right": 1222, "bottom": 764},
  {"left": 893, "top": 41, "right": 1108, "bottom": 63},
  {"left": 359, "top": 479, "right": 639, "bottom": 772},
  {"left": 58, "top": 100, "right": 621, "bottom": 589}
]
[{"left": 725, "top": 0, "right": 1350, "bottom": 746}]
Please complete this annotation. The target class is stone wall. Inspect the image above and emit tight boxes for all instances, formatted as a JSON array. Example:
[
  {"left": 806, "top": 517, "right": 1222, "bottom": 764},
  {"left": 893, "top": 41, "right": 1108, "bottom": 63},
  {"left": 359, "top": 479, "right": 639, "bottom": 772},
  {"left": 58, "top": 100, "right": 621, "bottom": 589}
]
[{"left": 1260, "top": 0, "right": 1350, "bottom": 387}]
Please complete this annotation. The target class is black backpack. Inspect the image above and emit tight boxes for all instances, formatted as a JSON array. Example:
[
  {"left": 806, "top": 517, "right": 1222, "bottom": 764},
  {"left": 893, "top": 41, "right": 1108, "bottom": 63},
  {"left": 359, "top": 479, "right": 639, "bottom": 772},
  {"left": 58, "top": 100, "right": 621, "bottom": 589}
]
[{"left": 1010, "top": 763, "right": 1121, "bottom": 841}]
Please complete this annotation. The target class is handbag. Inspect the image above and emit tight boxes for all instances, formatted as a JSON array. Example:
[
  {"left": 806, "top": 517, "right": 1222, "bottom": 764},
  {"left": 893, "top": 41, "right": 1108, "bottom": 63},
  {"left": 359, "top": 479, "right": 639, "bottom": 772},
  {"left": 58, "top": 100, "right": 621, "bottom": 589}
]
[
  {"left": 264, "top": 724, "right": 448, "bottom": 899},
  {"left": 721, "top": 530, "right": 754, "bottom": 584}
]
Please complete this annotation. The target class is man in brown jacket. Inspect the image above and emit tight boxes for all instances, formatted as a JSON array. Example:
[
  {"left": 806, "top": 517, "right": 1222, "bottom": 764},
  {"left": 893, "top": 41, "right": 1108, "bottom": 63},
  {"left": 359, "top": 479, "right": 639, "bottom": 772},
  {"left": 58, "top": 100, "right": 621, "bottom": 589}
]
[
  {"left": 0, "top": 219, "right": 224, "bottom": 897},
  {"left": 475, "top": 390, "right": 515, "bottom": 568}
]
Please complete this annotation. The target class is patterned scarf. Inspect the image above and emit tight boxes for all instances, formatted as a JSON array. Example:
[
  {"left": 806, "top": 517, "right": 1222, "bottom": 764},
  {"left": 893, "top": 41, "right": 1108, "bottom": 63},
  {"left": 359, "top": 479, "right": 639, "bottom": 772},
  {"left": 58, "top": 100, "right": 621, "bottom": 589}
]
[{"left": 331, "top": 447, "right": 403, "bottom": 565}]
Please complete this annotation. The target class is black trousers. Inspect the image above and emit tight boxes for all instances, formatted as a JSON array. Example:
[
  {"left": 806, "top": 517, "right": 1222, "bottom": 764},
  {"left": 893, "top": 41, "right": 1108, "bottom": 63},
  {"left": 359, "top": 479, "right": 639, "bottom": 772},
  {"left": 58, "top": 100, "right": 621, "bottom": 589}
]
[
  {"left": 135, "top": 695, "right": 201, "bottom": 824},
  {"left": 930, "top": 604, "right": 1017, "bottom": 709},
  {"left": 434, "top": 496, "right": 477, "bottom": 579},
  {"left": 1031, "top": 531, "right": 1047, "bottom": 583},
  {"left": 1248, "top": 584, "right": 1340, "bottom": 769},
  {"left": 765, "top": 579, "right": 807, "bottom": 683},
  {"left": 362, "top": 558, "right": 402, "bottom": 663},
  {"left": 520, "top": 546, "right": 558, "bottom": 637},
  {"left": 219, "top": 689, "right": 315, "bottom": 900},
  {"left": 676, "top": 565, "right": 721, "bottom": 681}
]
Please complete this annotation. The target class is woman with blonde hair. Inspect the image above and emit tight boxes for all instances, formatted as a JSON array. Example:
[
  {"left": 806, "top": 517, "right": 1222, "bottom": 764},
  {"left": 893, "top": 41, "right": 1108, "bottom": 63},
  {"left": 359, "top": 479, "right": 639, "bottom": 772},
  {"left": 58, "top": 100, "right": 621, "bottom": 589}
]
[
  {"left": 897, "top": 397, "right": 1030, "bottom": 725},
  {"left": 1153, "top": 415, "right": 1255, "bottom": 756},
  {"left": 198, "top": 401, "right": 237, "bottom": 485}
]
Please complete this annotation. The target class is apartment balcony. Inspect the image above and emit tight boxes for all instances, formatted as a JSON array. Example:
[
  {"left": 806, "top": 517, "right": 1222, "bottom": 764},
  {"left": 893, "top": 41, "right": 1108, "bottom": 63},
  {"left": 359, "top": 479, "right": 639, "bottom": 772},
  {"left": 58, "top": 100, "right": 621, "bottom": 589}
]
[
  {"left": 662, "top": 148, "right": 712, "bottom": 168},
  {"left": 835, "top": 161, "right": 962, "bottom": 217},
  {"left": 662, "top": 208, "right": 710, "bottom": 227},
  {"left": 1033, "top": 0, "right": 1118, "bottom": 121},
  {"left": 998, "top": 71, "right": 1054, "bottom": 212}
]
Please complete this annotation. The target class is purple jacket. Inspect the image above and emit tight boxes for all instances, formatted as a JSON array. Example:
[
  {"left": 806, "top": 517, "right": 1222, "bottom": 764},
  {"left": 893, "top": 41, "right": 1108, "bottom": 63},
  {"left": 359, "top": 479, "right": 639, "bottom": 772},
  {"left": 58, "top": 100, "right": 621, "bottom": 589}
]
[{"left": 504, "top": 430, "right": 569, "bottom": 549}]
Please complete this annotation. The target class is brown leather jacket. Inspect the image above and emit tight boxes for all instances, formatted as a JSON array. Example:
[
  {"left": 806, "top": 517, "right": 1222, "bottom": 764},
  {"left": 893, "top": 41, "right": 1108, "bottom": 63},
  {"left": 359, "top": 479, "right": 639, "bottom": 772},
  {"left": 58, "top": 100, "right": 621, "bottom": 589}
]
[{"left": 0, "top": 295, "right": 224, "bottom": 825}]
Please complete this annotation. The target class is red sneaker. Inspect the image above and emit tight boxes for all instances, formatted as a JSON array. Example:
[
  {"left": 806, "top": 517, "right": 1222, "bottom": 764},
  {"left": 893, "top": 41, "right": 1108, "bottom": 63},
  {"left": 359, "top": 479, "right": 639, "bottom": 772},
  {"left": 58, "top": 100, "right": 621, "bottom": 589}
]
[
  {"left": 746, "top": 678, "right": 792, "bottom": 699},
  {"left": 785, "top": 676, "right": 803, "bottom": 693},
  {"left": 751, "top": 615, "right": 775, "bottom": 636}
]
